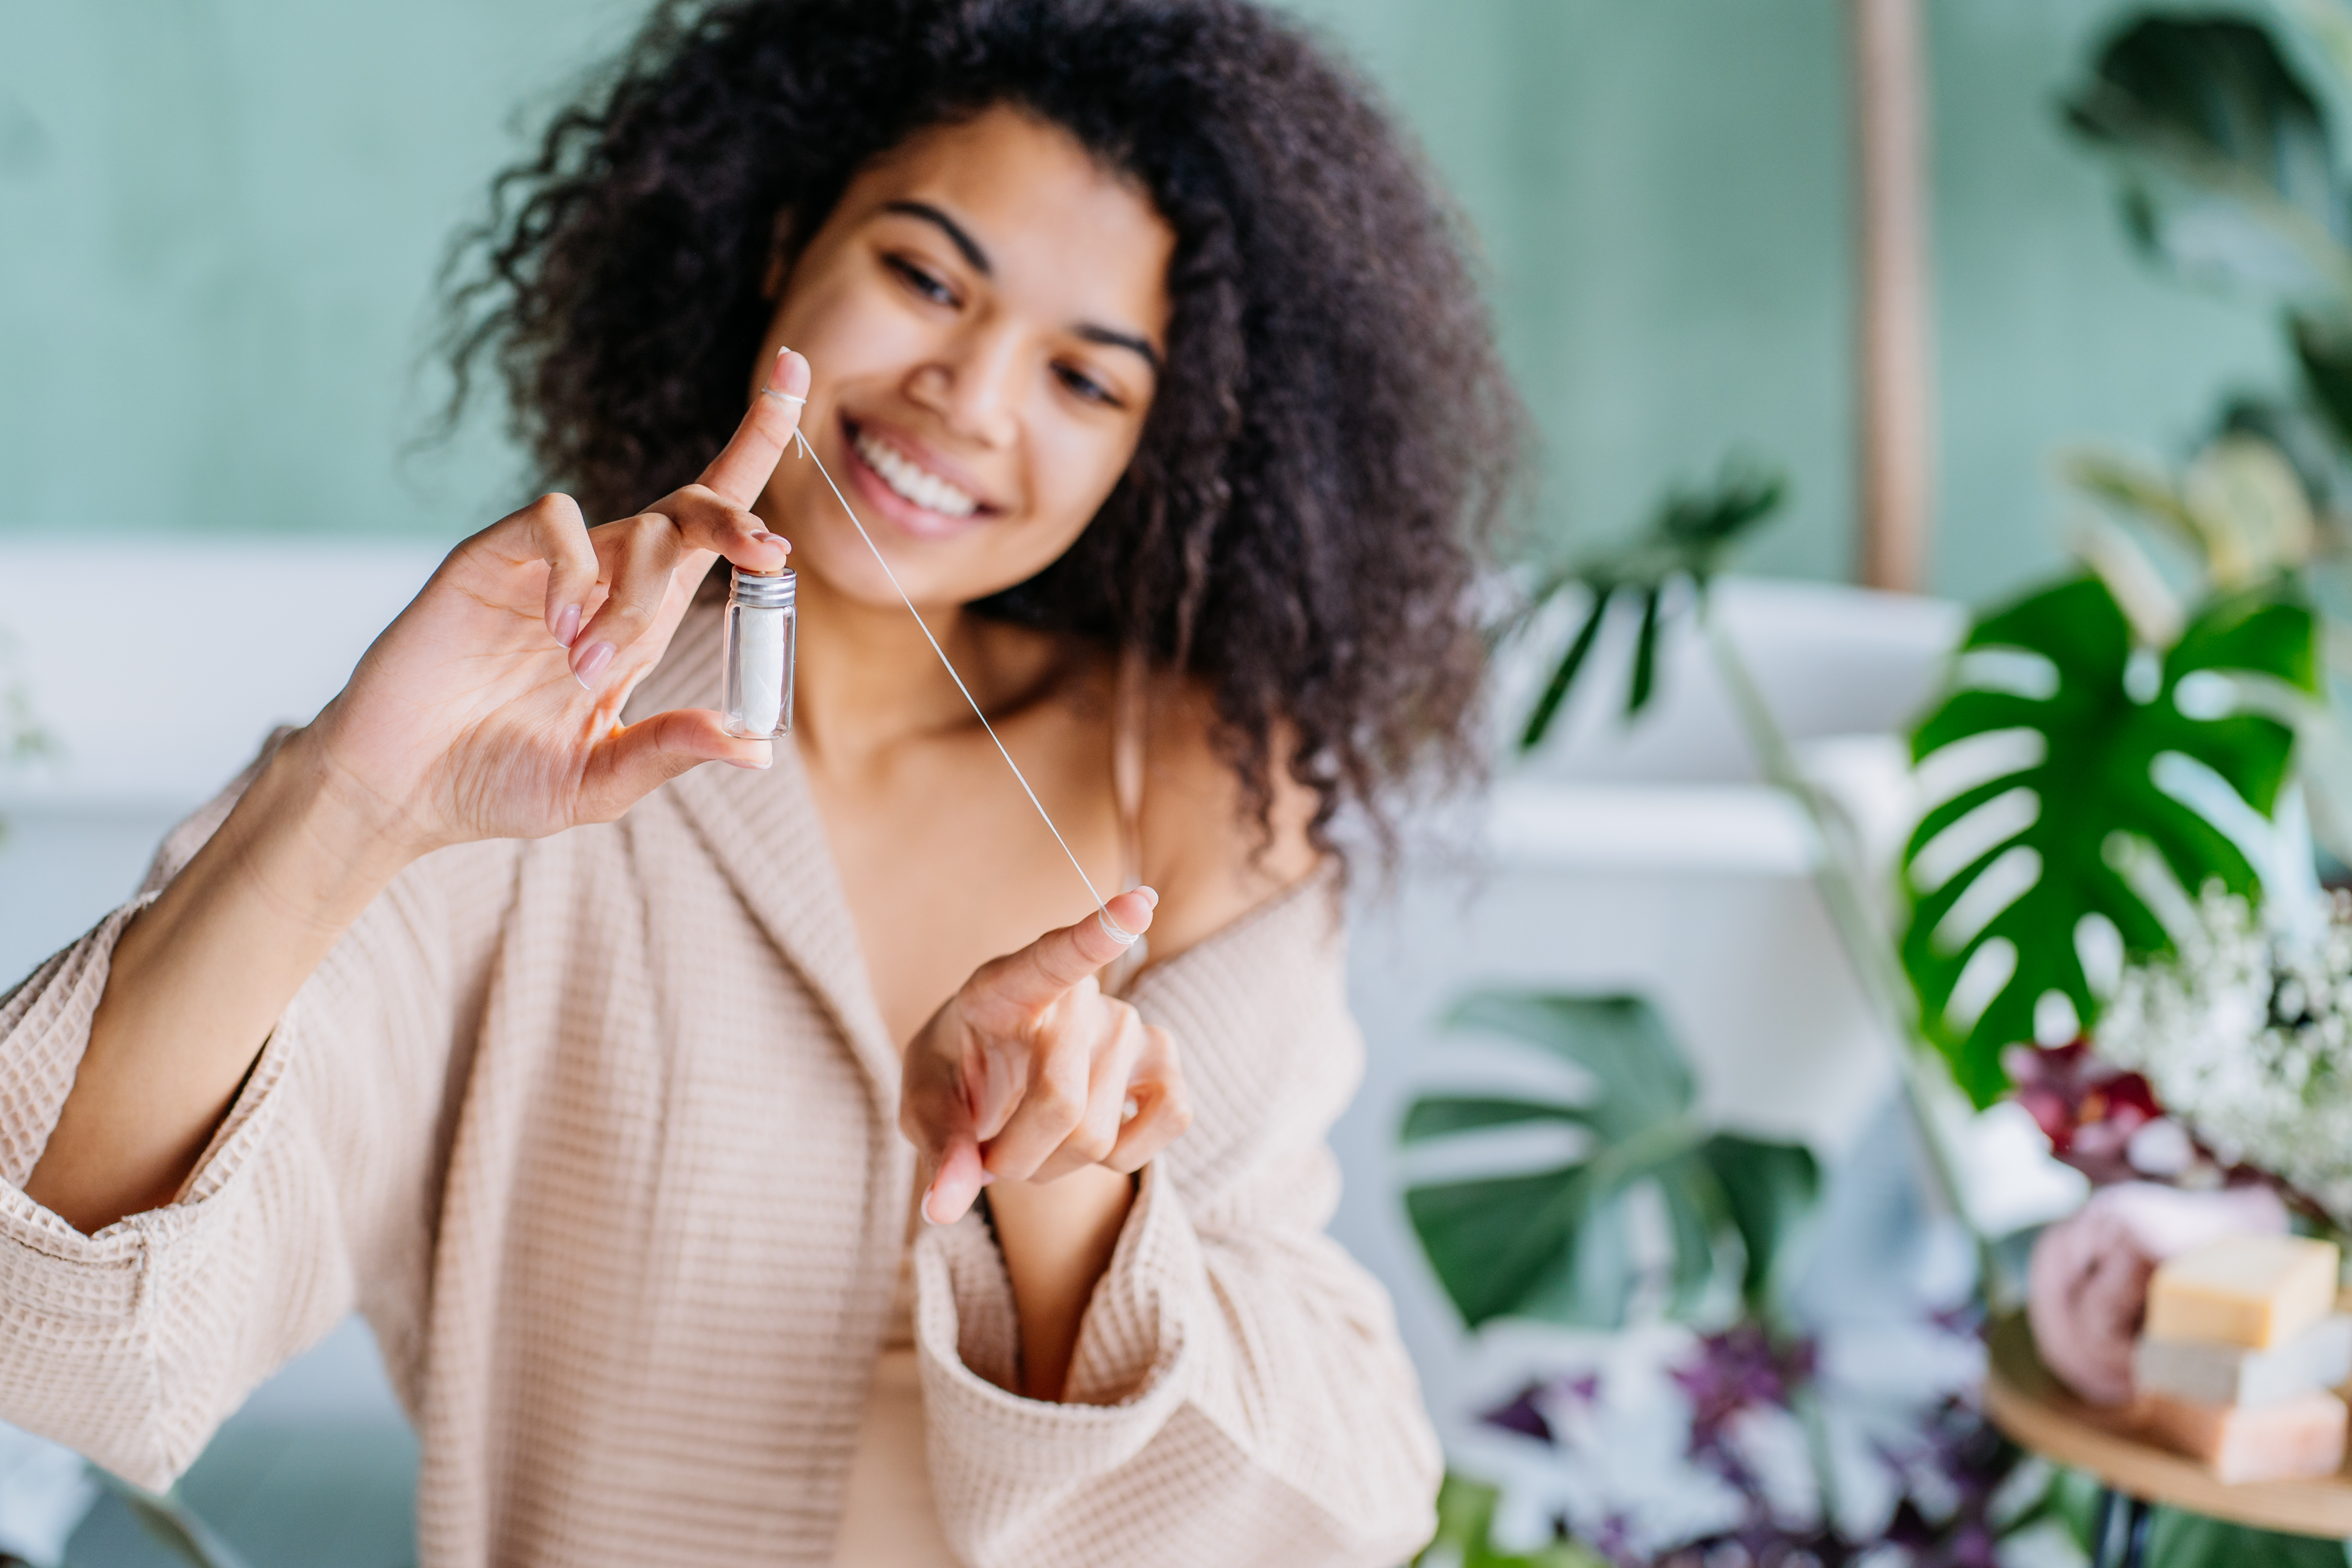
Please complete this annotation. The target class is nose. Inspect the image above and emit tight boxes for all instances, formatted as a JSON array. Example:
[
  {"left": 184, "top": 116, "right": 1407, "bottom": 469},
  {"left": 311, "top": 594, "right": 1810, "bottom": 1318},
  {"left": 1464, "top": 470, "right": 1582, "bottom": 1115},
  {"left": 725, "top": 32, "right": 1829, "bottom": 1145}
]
[{"left": 907, "top": 322, "right": 1021, "bottom": 450}]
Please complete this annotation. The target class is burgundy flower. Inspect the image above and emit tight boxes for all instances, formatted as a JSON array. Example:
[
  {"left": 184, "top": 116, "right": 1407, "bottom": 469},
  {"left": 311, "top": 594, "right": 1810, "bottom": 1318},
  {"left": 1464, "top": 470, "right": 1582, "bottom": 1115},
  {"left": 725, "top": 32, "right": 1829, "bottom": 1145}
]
[{"left": 2004, "top": 1040, "right": 2164, "bottom": 1183}]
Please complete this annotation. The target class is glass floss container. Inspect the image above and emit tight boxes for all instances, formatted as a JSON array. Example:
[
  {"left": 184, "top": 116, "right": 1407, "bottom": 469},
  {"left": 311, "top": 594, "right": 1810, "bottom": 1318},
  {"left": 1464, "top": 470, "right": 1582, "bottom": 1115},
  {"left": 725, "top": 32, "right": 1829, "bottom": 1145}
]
[{"left": 722, "top": 565, "right": 796, "bottom": 738}]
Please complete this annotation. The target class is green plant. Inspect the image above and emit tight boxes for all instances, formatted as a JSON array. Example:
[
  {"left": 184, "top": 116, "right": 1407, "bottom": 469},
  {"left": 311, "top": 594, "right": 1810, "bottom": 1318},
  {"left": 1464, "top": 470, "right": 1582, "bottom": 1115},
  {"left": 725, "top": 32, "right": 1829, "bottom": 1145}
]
[
  {"left": 1516, "top": 458, "right": 1785, "bottom": 748},
  {"left": 1418, "top": 468, "right": 2056, "bottom": 1564},
  {"left": 2061, "top": 4, "right": 2352, "bottom": 859},
  {"left": 1899, "top": 572, "right": 2317, "bottom": 1106},
  {"left": 2066, "top": 10, "right": 2352, "bottom": 464},
  {"left": 1403, "top": 993, "right": 1820, "bottom": 1330},
  {"left": 2047, "top": 1464, "right": 2350, "bottom": 1568},
  {"left": 1507, "top": 460, "right": 1982, "bottom": 1253}
]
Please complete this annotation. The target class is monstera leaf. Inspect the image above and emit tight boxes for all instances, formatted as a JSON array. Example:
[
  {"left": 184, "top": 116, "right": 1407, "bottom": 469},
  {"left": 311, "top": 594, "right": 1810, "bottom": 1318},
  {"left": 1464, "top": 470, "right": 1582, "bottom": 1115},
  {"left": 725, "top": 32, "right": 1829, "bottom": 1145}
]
[
  {"left": 2066, "top": 14, "right": 2352, "bottom": 302},
  {"left": 1900, "top": 575, "right": 2317, "bottom": 1106},
  {"left": 1402, "top": 992, "right": 1818, "bottom": 1330}
]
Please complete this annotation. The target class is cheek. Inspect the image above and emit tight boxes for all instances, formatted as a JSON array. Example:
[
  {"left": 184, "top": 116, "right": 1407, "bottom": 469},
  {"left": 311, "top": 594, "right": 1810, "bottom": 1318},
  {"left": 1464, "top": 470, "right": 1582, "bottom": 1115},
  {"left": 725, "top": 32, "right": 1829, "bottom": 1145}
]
[
  {"left": 1020, "top": 407, "right": 1144, "bottom": 546},
  {"left": 767, "top": 262, "right": 931, "bottom": 376}
]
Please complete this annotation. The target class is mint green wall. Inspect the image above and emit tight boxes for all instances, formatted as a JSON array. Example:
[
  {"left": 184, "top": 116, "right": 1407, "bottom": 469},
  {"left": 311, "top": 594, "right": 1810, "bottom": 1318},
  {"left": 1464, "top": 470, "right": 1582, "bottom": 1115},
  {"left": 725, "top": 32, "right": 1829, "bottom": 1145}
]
[{"left": 0, "top": 0, "right": 2292, "bottom": 605}]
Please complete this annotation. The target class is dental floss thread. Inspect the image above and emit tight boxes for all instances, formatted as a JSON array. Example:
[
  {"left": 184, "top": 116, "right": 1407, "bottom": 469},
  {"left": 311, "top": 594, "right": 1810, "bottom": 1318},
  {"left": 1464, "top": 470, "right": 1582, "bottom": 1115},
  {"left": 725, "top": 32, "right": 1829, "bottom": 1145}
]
[{"left": 763, "top": 387, "right": 1137, "bottom": 947}]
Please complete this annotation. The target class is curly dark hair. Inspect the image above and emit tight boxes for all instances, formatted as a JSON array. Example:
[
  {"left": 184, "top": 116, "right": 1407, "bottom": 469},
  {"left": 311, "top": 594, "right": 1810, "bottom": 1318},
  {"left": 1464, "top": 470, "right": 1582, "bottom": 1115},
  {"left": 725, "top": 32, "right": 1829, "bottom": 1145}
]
[{"left": 441, "top": 0, "right": 1526, "bottom": 856}]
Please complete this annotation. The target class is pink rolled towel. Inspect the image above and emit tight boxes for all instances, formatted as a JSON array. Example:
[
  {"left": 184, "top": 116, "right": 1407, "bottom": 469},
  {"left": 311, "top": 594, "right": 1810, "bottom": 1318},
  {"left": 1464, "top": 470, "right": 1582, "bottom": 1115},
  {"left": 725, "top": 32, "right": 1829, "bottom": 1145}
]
[{"left": 2026, "top": 1182, "right": 2289, "bottom": 1406}]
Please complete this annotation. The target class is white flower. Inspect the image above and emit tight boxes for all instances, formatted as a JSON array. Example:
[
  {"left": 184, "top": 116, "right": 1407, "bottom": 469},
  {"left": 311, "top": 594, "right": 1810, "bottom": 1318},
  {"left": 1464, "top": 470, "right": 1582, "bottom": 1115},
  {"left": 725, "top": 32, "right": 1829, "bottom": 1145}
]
[{"left": 2097, "top": 888, "right": 2352, "bottom": 1226}]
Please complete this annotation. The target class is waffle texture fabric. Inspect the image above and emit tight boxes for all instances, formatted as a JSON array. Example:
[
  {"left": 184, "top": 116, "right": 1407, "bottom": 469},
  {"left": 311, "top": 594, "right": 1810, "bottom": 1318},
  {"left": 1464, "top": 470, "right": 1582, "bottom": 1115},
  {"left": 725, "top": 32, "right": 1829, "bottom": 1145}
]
[{"left": 0, "top": 604, "right": 1440, "bottom": 1567}]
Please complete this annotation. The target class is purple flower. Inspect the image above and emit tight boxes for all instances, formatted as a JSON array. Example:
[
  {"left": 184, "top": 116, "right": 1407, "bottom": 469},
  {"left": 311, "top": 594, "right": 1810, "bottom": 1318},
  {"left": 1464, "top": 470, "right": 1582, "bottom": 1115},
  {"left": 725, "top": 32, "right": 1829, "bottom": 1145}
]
[{"left": 1480, "top": 1384, "right": 1555, "bottom": 1443}]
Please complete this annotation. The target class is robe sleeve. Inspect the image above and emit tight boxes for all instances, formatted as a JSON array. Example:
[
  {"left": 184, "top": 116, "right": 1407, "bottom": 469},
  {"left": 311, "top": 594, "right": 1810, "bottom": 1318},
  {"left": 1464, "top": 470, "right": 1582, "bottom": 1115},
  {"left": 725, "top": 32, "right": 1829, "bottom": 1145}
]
[
  {"left": 0, "top": 740, "right": 500, "bottom": 1489},
  {"left": 912, "top": 870, "right": 1442, "bottom": 1568}
]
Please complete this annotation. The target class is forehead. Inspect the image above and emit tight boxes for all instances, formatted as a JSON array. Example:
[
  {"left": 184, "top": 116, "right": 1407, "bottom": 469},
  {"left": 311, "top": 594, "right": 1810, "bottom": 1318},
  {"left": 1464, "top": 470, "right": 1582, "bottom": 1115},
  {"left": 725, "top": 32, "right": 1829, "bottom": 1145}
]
[{"left": 851, "top": 105, "right": 1175, "bottom": 341}]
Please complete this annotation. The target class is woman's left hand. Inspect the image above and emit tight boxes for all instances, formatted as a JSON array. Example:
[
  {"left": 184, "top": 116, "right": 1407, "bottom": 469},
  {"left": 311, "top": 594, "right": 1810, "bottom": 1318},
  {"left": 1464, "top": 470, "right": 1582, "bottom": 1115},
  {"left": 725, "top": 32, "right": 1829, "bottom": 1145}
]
[{"left": 903, "top": 888, "right": 1190, "bottom": 1224}]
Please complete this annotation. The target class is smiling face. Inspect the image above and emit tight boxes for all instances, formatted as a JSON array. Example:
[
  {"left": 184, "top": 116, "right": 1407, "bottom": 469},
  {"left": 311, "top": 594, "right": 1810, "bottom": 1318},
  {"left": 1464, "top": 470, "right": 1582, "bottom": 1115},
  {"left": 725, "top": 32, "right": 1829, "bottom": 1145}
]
[{"left": 753, "top": 105, "right": 1174, "bottom": 612}]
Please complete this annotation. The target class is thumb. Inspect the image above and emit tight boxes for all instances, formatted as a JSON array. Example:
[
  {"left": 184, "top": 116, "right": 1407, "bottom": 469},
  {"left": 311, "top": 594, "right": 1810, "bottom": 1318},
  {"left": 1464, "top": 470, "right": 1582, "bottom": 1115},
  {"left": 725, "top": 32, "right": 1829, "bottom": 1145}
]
[
  {"left": 923, "top": 1136, "right": 993, "bottom": 1226},
  {"left": 579, "top": 707, "right": 771, "bottom": 817}
]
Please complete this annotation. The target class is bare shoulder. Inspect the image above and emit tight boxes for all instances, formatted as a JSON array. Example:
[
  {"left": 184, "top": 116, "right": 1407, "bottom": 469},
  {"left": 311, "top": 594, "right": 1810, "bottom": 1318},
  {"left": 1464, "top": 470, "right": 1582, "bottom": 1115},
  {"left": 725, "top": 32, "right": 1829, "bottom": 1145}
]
[{"left": 1133, "top": 673, "right": 1322, "bottom": 966}]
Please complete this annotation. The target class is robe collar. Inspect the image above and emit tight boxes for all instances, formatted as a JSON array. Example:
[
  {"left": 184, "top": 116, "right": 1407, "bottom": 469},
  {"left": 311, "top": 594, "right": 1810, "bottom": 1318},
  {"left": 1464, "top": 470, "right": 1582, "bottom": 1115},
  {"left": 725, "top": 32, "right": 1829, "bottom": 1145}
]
[{"left": 631, "top": 604, "right": 903, "bottom": 1115}]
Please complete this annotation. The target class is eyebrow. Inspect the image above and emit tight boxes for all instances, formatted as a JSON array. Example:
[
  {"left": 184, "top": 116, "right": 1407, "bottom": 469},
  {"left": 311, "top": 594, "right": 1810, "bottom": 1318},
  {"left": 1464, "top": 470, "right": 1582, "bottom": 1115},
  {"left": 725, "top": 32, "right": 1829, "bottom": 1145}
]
[
  {"left": 881, "top": 198, "right": 1165, "bottom": 378},
  {"left": 1076, "top": 322, "right": 1163, "bottom": 377},
  {"left": 883, "top": 199, "right": 991, "bottom": 274}
]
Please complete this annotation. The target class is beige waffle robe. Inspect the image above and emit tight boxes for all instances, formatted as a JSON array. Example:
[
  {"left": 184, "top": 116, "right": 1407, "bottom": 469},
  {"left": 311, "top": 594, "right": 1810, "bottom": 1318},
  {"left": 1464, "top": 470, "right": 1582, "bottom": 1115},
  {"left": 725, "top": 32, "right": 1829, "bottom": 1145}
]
[{"left": 0, "top": 606, "right": 1440, "bottom": 1566}]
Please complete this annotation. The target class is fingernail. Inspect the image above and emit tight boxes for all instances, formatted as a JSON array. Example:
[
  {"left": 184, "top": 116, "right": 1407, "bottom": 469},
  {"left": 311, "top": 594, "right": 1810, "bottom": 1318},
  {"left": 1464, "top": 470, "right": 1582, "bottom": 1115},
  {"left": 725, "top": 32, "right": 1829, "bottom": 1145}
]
[
  {"left": 572, "top": 641, "right": 615, "bottom": 690},
  {"left": 771, "top": 346, "right": 793, "bottom": 382},
  {"left": 554, "top": 604, "right": 582, "bottom": 648},
  {"left": 1137, "top": 885, "right": 1160, "bottom": 908},
  {"left": 977, "top": 1171, "right": 997, "bottom": 1187}
]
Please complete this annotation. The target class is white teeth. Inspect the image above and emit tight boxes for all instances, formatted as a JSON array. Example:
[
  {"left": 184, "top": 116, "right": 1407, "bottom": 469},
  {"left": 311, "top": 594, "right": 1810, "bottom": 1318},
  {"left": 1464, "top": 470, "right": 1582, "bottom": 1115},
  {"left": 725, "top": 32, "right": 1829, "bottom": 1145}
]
[{"left": 853, "top": 429, "right": 979, "bottom": 518}]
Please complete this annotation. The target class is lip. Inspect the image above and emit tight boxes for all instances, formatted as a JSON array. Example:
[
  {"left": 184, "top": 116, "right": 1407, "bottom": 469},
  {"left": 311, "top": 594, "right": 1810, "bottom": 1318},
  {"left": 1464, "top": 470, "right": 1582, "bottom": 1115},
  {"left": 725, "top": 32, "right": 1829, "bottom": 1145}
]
[{"left": 837, "top": 415, "right": 1003, "bottom": 543}]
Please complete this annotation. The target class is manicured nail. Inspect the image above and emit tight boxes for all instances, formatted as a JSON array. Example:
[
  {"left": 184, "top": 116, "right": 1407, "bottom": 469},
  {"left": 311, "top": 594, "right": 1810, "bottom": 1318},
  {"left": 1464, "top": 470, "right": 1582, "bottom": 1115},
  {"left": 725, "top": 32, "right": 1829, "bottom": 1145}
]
[
  {"left": 572, "top": 641, "right": 615, "bottom": 690},
  {"left": 554, "top": 604, "right": 582, "bottom": 648},
  {"left": 1137, "top": 885, "right": 1160, "bottom": 908},
  {"left": 977, "top": 1171, "right": 997, "bottom": 1187},
  {"left": 771, "top": 346, "right": 793, "bottom": 383}
]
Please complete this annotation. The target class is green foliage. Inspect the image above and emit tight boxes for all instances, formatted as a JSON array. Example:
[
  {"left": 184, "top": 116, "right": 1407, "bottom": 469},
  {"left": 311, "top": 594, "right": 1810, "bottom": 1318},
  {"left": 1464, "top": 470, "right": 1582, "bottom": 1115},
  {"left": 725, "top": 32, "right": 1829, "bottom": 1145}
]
[
  {"left": 1416, "top": 1475, "right": 1608, "bottom": 1568},
  {"left": 2067, "top": 15, "right": 2352, "bottom": 301},
  {"left": 1517, "top": 459, "right": 1786, "bottom": 749},
  {"left": 1402, "top": 992, "right": 1819, "bottom": 1330},
  {"left": 2049, "top": 1466, "right": 2351, "bottom": 1568},
  {"left": 2140, "top": 1510, "right": 2352, "bottom": 1568},
  {"left": 1900, "top": 573, "right": 2316, "bottom": 1105},
  {"left": 2067, "top": 12, "right": 2352, "bottom": 464}
]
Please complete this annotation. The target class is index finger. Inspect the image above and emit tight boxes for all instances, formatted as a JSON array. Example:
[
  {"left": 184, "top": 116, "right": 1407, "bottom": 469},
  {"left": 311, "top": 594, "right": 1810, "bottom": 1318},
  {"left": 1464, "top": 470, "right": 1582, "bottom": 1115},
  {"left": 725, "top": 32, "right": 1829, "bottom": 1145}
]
[
  {"left": 699, "top": 346, "right": 812, "bottom": 509},
  {"left": 974, "top": 888, "right": 1159, "bottom": 1016}
]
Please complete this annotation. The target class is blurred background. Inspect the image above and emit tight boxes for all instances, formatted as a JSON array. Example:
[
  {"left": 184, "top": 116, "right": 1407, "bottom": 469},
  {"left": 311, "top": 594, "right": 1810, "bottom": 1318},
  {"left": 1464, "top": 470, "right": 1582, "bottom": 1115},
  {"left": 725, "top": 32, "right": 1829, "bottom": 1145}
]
[
  {"left": 1, "top": 1, "right": 2335, "bottom": 1565},
  {"left": 0, "top": 0, "right": 2288, "bottom": 590}
]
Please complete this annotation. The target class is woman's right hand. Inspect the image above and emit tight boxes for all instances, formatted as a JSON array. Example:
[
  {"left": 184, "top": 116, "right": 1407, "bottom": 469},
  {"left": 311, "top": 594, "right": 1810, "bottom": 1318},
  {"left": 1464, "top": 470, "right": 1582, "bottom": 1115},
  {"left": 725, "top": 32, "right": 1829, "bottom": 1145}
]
[{"left": 302, "top": 345, "right": 811, "bottom": 861}]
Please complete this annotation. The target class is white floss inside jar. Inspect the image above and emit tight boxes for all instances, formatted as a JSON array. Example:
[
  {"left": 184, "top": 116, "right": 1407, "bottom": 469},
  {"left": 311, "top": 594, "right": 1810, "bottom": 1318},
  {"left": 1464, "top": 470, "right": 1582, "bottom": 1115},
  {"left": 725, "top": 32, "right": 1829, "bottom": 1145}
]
[{"left": 722, "top": 565, "right": 796, "bottom": 738}]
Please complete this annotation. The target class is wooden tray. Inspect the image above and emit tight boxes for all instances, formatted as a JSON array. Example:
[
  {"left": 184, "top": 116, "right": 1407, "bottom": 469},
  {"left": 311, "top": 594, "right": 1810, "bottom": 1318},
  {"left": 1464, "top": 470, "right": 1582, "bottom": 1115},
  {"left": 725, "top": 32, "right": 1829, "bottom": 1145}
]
[{"left": 1984, "top": 1311, "right": 2352, "bottom": 1538}]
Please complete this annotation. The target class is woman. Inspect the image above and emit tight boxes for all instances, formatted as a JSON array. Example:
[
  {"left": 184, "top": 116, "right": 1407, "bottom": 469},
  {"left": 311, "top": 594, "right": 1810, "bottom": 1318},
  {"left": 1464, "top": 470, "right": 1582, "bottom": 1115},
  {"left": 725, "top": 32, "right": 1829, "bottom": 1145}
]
[{"left": 0, "top": 0, "right": 1520, "bottom": 1562}]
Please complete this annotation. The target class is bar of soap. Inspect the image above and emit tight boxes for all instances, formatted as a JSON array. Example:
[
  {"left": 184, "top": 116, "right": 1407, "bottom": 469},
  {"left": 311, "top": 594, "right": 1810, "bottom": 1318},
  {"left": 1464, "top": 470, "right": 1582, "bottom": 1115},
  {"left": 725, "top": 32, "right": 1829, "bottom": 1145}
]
[
  {"left": 2144, "top": 1235, "right": 2339, "bottom": 1350},
  {"left": 2136, "top": 1314, "right": 2352, "bottom": 1409},
  {"left": 2143, "top": 1389, "right": 2348, "bottom": 1484}
]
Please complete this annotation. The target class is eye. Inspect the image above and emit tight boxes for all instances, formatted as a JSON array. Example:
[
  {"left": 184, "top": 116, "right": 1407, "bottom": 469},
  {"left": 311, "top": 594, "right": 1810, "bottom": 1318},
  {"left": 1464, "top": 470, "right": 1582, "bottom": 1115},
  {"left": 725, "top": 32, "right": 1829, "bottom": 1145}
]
[
  {"left": 1055, "top": 363, "right": 1121, "bottom": 408},
  {"left": 885, "top": 254, "right": 957, "bottom": 307}
]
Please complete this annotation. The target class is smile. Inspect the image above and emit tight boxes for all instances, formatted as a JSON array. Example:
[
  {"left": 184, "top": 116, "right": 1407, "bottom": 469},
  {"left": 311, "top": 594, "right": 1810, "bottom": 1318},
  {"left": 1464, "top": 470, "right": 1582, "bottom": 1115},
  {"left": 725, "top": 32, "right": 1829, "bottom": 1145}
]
[{"left": 851, "top": 426, "right": 981, "bottom": 520}]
